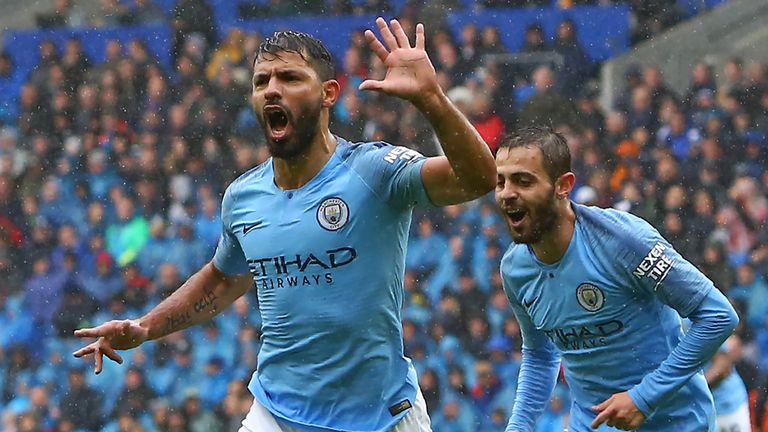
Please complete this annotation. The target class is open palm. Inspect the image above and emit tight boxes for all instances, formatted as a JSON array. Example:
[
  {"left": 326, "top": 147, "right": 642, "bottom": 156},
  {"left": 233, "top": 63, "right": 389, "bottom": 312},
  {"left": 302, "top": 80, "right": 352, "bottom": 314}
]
[{"left": 359, "top": 18, "right": 441, "bottom": 106}]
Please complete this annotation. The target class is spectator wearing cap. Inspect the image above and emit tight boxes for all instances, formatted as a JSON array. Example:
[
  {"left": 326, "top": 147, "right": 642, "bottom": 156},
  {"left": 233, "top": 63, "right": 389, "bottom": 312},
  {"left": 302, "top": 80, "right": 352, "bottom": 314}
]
[
  {"left": 59, "top": 366, "right": 104, "bottom": 431},
  {"left": 78, "top": 250, "right": 122, "bottom": 305}
]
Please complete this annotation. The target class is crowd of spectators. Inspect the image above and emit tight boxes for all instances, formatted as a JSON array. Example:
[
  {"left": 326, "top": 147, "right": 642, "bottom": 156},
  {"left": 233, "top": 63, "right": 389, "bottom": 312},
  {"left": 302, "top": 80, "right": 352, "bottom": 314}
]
[{"left": 0, "top": 0, "right": 766, "bottom": 431}]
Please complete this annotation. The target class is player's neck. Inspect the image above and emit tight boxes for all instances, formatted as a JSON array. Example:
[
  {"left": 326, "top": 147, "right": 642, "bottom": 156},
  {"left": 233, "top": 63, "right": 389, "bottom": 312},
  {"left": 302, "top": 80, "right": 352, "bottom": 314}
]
[
  {"left": 273, "top": 129, "right": 337, "bottom": 190},
  {"left": 531, "top": 203, "right": 576, "bottom": 264}
]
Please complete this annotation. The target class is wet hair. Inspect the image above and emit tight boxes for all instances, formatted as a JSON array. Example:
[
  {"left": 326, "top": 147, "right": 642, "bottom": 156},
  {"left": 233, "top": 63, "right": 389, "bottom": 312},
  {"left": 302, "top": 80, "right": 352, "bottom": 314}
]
[
  {"left": 255, "top": 31, "right": 335, "bottom": 81},
  {"left": 497, "top": 126, "right": 571, "bottom": 182}
]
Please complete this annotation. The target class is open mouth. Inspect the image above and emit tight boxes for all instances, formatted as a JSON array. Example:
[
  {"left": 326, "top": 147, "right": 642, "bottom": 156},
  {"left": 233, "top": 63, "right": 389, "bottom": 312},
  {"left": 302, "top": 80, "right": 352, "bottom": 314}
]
[
  {"left": 505, "top": 208, "right": 527, "bottom": 226},
  {"left": 264, "top": 105, "right": 290, "bottom": 140}
]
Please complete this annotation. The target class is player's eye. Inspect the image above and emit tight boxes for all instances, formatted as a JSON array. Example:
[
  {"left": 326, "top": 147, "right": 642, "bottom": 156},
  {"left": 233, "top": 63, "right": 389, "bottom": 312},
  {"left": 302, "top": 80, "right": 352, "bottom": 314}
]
[{"left": 253, "top": 76, "right": 268, "bottom": 87}]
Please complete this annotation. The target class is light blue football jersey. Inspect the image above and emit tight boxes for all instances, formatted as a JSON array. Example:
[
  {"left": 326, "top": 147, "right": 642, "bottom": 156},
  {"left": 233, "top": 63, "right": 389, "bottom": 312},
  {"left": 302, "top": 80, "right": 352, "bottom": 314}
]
[
  {"left": 213, "top": 138, "right": 431, "bottom": 431},
  {"left": 709, "top": 343, "right": 749, "bottom": 416},
  {"left": 501, "top": 204, "right": 716, "bottom": 431}
]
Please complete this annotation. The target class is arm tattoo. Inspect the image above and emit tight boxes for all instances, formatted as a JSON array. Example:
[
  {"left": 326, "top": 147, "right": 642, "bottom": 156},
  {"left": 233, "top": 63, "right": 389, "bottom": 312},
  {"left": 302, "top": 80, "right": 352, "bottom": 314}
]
[
  {"left": 193, "top": 286, "right": 219, "bottom": 314},
  {"left": 164, "top": 310, "right": 191, "bottom": 334}
]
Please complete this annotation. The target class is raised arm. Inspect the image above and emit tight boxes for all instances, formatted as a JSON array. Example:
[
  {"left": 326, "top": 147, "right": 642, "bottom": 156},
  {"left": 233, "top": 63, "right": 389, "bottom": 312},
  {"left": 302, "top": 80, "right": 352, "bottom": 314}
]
[
  {"left": 73, "top": 261, "right": 251, "bottom": 373},
  {"left": 359, "top": 18, "right": 496, "bottom": 206}
]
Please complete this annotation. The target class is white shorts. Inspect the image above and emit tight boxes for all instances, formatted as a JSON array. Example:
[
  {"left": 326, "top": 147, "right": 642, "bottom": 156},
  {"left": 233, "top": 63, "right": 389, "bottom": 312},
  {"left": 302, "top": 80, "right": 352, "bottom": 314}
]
[
  {"left": 238, "top": 387, "right": 432, "bottom": 432},
  {"left": 716, "top": 401, "right": 751, "bottom": 432}
]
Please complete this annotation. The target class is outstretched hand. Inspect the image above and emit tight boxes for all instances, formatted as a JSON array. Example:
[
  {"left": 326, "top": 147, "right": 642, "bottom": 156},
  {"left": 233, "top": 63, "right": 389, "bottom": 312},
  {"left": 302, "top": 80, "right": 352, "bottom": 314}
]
[
  {"left": 359, "top": 17, "right": 441, "bottom": 109},
  {"left": 73, "top": 319, "right": 149, "bottom": 374}
]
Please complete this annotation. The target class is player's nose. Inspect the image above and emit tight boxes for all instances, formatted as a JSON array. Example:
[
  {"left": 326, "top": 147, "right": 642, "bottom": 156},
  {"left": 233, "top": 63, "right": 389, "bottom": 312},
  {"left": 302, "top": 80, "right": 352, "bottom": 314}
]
[
  {"left": 264, "top": 76, "right": 282, "bottom": 100},
  {"left": 496, "top": 183, "right": 519, "bottom": 201}
]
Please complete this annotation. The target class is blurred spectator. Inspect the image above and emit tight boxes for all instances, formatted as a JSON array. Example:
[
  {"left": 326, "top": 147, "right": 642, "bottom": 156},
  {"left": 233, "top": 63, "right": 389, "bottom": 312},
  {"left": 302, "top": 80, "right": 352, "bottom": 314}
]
[
  {"left": 519, "top": 65, "right": 576, "bottom": 128},
  {"left": 729, "top": 264, "right": 768, "bottom": 330},
  {"left": 171, "top": 0, "right": 215, "bottom": 63},
  {"left": 182, "top": 389, "right": 222, "bottom": 432},
  {"left": 59, "top": 366, "right": 104, "bottom": 430},
  {"left": 552, "top": 19, "right": 591, "bottom": 97},
  {"left": 106, "top": 196, "right": 150, "bottom": 267},
  {"left": 36, "top": 0, "right": 86, "bottom": 28},
  {"left": 123, "top": 0, "right": 166, "bottom": 26}
]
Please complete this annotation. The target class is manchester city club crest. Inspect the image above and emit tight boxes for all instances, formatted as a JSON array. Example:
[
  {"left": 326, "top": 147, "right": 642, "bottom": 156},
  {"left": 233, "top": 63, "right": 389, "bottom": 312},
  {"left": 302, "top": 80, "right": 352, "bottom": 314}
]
[
  {"left": 576, "top": 283, "right": 605, "bottom": 312},
  {"left": 317, "top": 197, "right": 349, "bottom": 231}
]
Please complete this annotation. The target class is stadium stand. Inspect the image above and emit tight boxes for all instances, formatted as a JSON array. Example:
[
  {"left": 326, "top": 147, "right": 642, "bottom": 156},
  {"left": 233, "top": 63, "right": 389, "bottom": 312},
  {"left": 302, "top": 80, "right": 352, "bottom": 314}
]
[{"left": 2, "top": 0, "right": 767, "bottom": 431}]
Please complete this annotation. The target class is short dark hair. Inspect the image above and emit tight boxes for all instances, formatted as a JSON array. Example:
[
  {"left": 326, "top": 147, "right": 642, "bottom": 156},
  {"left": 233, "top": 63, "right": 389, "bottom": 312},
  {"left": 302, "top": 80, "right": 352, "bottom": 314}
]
[
  {"left": 497, "top": 126, "right": 571, "bottom": 182},
  {"left": 255, "top": 31, "right": 335, "bottom": 81}
]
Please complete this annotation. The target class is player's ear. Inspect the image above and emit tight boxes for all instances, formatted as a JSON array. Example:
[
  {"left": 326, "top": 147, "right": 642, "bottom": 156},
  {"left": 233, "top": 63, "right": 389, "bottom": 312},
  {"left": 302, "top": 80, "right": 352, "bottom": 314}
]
[
  {"left": 555, "top": 172, "right": 576, "bottom": 200},
  {"left": 322, "top": 79, "right": 341, "bottom": 108}
]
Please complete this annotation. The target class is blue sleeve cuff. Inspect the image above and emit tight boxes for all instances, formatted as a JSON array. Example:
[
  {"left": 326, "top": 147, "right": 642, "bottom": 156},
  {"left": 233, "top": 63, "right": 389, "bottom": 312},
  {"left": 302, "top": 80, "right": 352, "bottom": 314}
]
[{"left": 627, "top": 386, "right": 653, "bottom": 417}]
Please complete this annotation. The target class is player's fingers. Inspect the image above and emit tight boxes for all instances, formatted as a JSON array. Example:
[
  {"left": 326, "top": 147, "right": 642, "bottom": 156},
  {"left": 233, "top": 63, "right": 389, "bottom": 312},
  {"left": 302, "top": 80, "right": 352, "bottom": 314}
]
[
  {"left": 364, "top": 30, "right": 389, "bottom": 62},
  {"left": 592, "top": 395, "right": 613, "bottom": 412},
  {"left": 376, "top": 17, "right": 399, "bottom": 50},
  {"left": 72, "top": 344, "right": 95, "bottom": 358},
  {"left": 73, "top": 327, "right": 102, "bottom": 338},
  {"left": 390, "top": 19, "right": 411, "bottom": 48},
  {"left": 591, "top": 408, "right": 613, "bottom": 429},
  {"left": 415, "top": 23, "right": 425, "bottom": 50},
  {"left": 94, "top": 349, "right": 103, "bottom": 375},
  {"left": 359, "top": 79, "right": 385, "bottom": 92},
  {"left": 102, "top": 345, "right": 124, "bottom": 365}
]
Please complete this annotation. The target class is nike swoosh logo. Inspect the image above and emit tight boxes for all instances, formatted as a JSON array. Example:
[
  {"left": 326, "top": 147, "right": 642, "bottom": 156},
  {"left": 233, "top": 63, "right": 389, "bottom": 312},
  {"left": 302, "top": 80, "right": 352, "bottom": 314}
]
[
  {"left": 522, "top": 297, "right": 536, "bottom": 309},
  {"left": 243, "top": 221, "right": 264, "bottom": 235}
]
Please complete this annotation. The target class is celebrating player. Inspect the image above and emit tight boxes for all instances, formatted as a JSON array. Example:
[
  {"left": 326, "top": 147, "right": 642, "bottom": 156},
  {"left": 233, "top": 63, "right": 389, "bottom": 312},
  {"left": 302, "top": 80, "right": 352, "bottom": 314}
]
[
  {"left": 73, "top": 18, "right": 496, "bottom": 432},
  {"left": 495, "top": 127, "right": 738, "bottom": 431}
]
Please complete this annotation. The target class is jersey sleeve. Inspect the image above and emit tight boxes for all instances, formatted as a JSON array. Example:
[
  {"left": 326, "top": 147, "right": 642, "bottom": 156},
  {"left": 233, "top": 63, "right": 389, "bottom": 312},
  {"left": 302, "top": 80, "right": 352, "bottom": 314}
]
[
  {"left": 347, "top": 142, "right": 433, "bottom": 209},
  {"left": 614, "top": 211, "right": 714, "bottom": 316},
  {"left": 502, "top": 272, "right": 561, "bottom": 431},
  {"left": 212, "top": 182, "right": 249, "bottom": 275}
]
